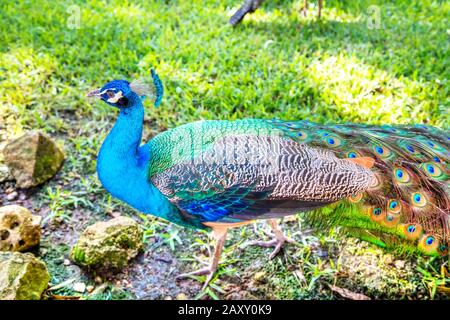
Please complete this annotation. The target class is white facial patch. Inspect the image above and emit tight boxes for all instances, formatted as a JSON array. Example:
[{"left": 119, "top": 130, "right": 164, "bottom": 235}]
[{"left": 107, "top": 90, "right": 123, "bottom": 103}]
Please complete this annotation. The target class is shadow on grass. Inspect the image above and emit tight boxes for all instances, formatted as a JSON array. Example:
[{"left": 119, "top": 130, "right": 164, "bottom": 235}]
[{"left": 234, "top": 3, "right": 447, "bottom": 82}]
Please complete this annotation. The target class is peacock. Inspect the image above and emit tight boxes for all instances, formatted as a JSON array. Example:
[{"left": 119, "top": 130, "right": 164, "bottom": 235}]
[
  {"left": 87, "top": 70, "right": 449, "bottom": 290},
  {"left": 229, "top": 0, "right": 323, "bottom": 26},
  {"left": 229, "top": 0, "right": 265, "bottom": 26}
]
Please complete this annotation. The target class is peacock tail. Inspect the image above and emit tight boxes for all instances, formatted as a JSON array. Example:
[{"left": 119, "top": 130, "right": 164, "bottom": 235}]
[
  {"left": 147, "top": 119, "right": 449, "bottom": 257},
  {"left": 272, "top": 120, "right": 450, "bottom": 257}
]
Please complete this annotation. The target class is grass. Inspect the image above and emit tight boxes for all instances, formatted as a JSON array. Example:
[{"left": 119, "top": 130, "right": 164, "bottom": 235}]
[{"left": 0, "top": 0, "right": 449, "bottom": 300}]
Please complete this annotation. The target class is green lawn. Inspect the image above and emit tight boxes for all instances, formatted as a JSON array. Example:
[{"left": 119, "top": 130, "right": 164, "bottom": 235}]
[{"left": 0, "top": 0, "right": 449, "bottom": 300}]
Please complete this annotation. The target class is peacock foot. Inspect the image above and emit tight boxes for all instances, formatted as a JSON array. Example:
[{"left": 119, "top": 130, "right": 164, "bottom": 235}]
[
  {"left": 176, "top": 267, "right": 217, "bottom": 291},
  {"left": 247, "top": 233, "right": 295, "bottom": 260},
  {"left": 176, "top": 227, "right": 228, "bottom": 291},
  {"left": 246, "top": 219, "right": 295, "bottom": 259}
]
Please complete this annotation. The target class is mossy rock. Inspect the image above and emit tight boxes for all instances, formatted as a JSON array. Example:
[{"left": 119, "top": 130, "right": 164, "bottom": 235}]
[
  {"left": 70, "top": 216, "right": 144, "bottom": 270},
  {"left": 0, "top": 164, "right": 11, "bottom": 183},
  {"left": 0, "top": 205, "right": 42, "bottom": 252},
  {"left": 3, "top": 130, "right": 64, "bottom": 188},
  {"left": 0, "top": 252, "right": 50, "bottom": 300}
]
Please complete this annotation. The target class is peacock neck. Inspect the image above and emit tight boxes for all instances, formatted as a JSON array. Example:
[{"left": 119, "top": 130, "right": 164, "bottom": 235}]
[
  {"left": 97, "top": 93, "right": 147, "bottom": 200},
  {"left": 96, "top": 93, "right": 189, "bottom": 227},
  {"left": 105, "top": 93, "right": 144, "bottom": 155}
]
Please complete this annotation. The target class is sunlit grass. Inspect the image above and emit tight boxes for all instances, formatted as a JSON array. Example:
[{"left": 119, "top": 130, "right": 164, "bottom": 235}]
[{"left": 305, "top": 54, "right": 446, "bottom": 124}]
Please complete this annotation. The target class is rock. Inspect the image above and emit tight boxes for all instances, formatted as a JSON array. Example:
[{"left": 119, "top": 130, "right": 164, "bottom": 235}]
[
  {"left": 86, "top": 285, "right": 95, "bottom": 293},
  {"left": 0, "top": 251, "right": 50, "bottom": 300},
  {"left": 6, "top": 191, "right": 18, "bottom": 201},
  {"left": 64, "top": 265, "right": 83, "bottom": 285},
  {"left": 394, "top": 260, "right": 406, "bottom": 269},
  {"left": 73, "top": 282, "right": 86, "bottom": 293},
  {"left": 70, "top": 216, "right": 143, "bottom": 269},
  {"left": 3, "top": 131, "right": 64, "bottom": 188},
  {"left": 63, "top": 259, "right": 71, "bottom": 266},
  {"left": 253, "top": 271, "right": 266, "bottom": 282},
  {"left": 0, "top": 205, "right": 41, "bottom": 252},
  {"left": 5, "top": 187, "right": 14, "bottom": 194},
  {"left": 176, "top": 293, "right": 188, "bottom": 300},
  {"left": 94, "top": 276, "right": 102, "bottom": 284},
  {"left": 0, "top": 164, "right": 11, "bottom": 183},
  {"left": 384, "top": 254, "right": 394, "bottom": 265}
]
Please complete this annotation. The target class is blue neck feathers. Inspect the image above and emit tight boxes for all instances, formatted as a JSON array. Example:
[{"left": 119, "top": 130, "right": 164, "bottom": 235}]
[{"left": 96, "top": 93, "right": 195, "bottom": 227}]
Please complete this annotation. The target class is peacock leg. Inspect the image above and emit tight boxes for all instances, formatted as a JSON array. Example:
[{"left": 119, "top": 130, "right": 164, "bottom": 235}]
[
  {"left": 247, "top": 219, "right": 294, "bottom": 259},
  {"left": 176, "top": 226, "right": 228, "bottom": 291}
]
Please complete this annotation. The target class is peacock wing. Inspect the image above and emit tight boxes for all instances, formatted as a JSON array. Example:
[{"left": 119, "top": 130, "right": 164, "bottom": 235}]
[{"left": 149, "top": 122, "right": 376, "bottom": 224}]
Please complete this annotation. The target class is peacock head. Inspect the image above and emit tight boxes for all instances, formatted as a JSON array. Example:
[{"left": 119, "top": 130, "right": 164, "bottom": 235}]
[
  {"left": 87, "top": 79, "right": 132, "bottom": 108},
  {"left": 86, "top": 69, "right": 164, "bottom": 108}
]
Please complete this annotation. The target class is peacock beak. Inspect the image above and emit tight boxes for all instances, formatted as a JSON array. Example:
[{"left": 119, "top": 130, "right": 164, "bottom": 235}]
[{"left": 86, "top": 88, "right": 101, "bottom": 97}]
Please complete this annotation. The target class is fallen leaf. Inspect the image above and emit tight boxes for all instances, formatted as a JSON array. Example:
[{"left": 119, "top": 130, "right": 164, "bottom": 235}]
[
  {"left": 47, "top": 278, "right": 77, "bottom": 291},
  {"left": 331, "top": 285, "right": 371, "bottom": 300},
  {"left": 437, "top": 286, "right": 450, "bottom": 294}
]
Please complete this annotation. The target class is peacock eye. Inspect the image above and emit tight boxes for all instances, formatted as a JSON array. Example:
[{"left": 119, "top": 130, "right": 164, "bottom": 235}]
[
  {"left": 348, "top": 192, "right": 363, "bottom": 203},
  {"left": 421, "top": 162, "right": 443, "bottom": 179},
  {"left": 373, "top": 145, "right": 392, "bottom": 159},
  {"left": 438, "top": 244, "right": 448, "bottom": 256},
  {"left": 383, "top": 213, "right": 400, "bottom": 228},
  {"left": 411, "top": 192, "right": 427, "bottom": 207},
  {"left": 423, "top": 139, "right": 444, "bottom": 151},
  {"left": 369, "top": 206, "right": 385, "bottom": 222},
  {"left": 425, "top": 236, "right": 434, "bottom": 246},
  {"left": 403, "top": 223, "right": 423, "bottom": 240},
  {"left": 347, "top": 150, "right": 362, "bottom": 159},
  {"left": 106, "top": 90, "right": 115, "bottom": 98},
  {"left": 296, "top": 131, "right": 308, "bottom": 141},
  {"left": 394, "top": 168, "right": 410, "bottom": 184},
  {"left": 321, "top": 133, "right": 343, "bottom": 147},
  {"left": 418, "top": 233, "right": 440, "bottom": 254},
  {"left": 387, "top": 199, "right": 401, "bottom": 214}
]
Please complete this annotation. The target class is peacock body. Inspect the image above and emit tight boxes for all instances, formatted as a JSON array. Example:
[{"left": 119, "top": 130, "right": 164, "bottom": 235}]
[
  {"left": 148, "top": 119, "right": 449, "bottom": 257},
  {"left": 88, "top": 71, "right": 449, "bottom": 287}
]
